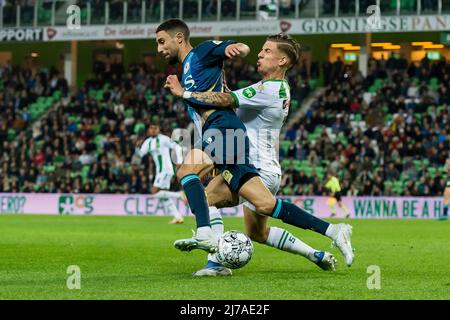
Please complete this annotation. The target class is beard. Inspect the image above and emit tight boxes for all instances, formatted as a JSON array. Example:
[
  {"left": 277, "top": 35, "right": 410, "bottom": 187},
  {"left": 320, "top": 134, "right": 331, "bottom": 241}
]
[{"left": 167, "top": 55, "right": 179, "bottom": 65}]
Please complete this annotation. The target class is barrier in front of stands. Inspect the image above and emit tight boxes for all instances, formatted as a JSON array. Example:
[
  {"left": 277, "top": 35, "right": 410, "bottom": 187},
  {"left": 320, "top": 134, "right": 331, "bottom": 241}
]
[{"left": 0, "top": 193, "right": 444, "bottom": 219}]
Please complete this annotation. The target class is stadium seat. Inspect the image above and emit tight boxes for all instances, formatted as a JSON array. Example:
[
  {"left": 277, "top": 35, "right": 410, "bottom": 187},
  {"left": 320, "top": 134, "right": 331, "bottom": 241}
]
[
  {"left": 280, "top": 140, "right": 291, "bottom": 155},
  {"left": 290, "top": 100, "right": 299, "bottom": 112},
  {"left": 7, "top": 129, "right": 16, "bottom": 141},
  {"left": 292, "top": 159, "right": 302, "bottom": 171},
  {"left": 281, "top": 158, "right": 292, "bottom": 168},
  {"left": 308, "top": 79, "right": 317, "bottom": 90},
  {"left": 81, "top": 165, "right": 91, "bottom": 183},
  {"left": 134, "top": 123, "right": 146, "bottom": 134}
]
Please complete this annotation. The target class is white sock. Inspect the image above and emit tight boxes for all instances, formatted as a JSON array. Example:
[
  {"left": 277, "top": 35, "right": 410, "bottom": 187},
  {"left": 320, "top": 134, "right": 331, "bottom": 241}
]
[
  {"left": 208, "top": 207, "right": 223, "bottom": 263},
  {"left": 163, "top": 198, "right": 183, "bottom": 220},
  {"left": 153, "top": 190, "right": 182, "bottom": 199},
  {"left": 266, "top": 227, "right": 320, "bottom": 263},
  {"left": 325, "top": 224, "right": 338, "bottom": 240},
  {"left": 197, "top": 226, "right": 213, "bottom": 238},
  {"left": 209, "top": 207, "right": 223, "bottom": 238}
]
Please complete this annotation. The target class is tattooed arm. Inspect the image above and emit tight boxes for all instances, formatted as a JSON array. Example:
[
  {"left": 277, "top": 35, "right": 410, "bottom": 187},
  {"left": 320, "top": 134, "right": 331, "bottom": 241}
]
[
  {"left": 188, "top": 91, "right": 236, "bottom": 108},
  {"left": 165, "top": 74, "right": 236, "bottom": 108}
]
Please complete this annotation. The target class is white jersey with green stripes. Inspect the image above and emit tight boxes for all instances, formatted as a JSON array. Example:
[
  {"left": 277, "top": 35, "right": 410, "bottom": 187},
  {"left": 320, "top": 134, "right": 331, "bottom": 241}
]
[
  {"left": 139, "top": 134, "right": 183, "bottom": 175},
  {"left": 231, "top": 79, "right": 290, "bottom": 176}
]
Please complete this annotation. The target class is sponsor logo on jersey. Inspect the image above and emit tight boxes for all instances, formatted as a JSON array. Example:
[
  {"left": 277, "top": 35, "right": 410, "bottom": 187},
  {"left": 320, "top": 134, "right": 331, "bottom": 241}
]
[
  {"left": 222, "top": 170, "right": 233, "bottom": 184},
  {"left": 184, "top": 75, "right": 196, "bottom": 90},
  {"left": 243, "top": 87, "right": 256, "bottom": 99},
  {"left": 184, "top": 62, "right": 190, "bottom": 74}
]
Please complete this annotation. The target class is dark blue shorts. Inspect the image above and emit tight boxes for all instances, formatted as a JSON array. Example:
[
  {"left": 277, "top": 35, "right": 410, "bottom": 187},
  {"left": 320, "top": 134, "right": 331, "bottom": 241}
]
[{"left": 202, "top": 109, "right": 259, "bottom": 192}]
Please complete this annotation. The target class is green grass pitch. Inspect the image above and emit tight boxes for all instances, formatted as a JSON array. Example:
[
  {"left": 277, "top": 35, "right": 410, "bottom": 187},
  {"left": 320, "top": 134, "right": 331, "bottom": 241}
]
[{"left": 0, "top": 215, "right": 449, "bottom": 300}]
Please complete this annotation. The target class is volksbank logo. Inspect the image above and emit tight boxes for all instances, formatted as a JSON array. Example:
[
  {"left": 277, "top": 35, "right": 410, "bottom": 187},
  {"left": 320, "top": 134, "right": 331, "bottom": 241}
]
[
  {"left": 58, "top": 195, "right": 94, "bottom": 214},
  {"left": 243, "top": 87, "right": 256, "bottom": 98}
]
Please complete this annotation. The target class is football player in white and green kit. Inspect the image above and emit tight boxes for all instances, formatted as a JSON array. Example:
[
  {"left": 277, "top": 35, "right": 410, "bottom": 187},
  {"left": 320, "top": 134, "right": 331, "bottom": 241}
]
[{"left": 138, "top": 123, "right": 185, "bottom": 224}]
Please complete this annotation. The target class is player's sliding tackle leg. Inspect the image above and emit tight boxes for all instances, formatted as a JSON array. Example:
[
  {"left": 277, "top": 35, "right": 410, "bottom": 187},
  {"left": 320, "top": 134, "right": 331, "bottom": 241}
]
[
  {"left": 243, "top": 207, "right": 337, "bottom": 271},
  {"left": 173, "top": 149, "right": 219, "bottom": 253},
  {"left": 238, "top": 177, "right": 354, "bottom": 267}
]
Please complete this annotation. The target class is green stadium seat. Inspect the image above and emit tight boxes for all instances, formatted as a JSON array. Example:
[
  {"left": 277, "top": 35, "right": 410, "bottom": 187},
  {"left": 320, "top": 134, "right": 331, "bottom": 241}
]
[
  {"left": 94, "top": 135, "right": 105, "bottom": 150},
  {"left": 413, "top": 159, "right": 422, "bottom": 168},
  {"left": 7, "top": 129, "right": 16, "bottom": 141},
  {"left": 292, "top": 159, "right": 302, "bottom": 171},
  {"left": 427, "top": 167, "right": 437, "bottom": 177},
  {"left": 303, "top": 166, "right": 313, "bottom": 177},
  {"left": 95, "top": 90, "right": 104, "bottom": 101},
  {"left": 290, "top": 100, "right": 299, "bottom": 112},
  {"left": 368, "top": 86, "right": 377, "bottom": 93},
  {"left": 44, "top": 165, "right": 55, "bottom": 172},
  {"left": 54, "top": 155, "right": 65, "bottom": 163},
  {"left": 81, "top": 165, "right": 91, "bottom": 182},
  {"left": 134, "top": 123, "right": 145, "bottom": 135},
  {"left": 280, "top": 140, "right": 291, "bottom": 155},
  {"left": 238, "top": 80, "right": 250, "bottom": 88},
  {"left": 414, "top": 113, "right": 423, "bottom": 122},
  {"left": 281, "top": 159, "right": 292, "bottom": 168}
]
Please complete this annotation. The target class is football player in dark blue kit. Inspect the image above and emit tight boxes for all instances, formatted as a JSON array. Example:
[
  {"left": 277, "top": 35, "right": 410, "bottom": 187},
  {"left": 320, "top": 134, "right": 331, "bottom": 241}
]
[
  {"left": 156, "top": 19, "right": 255, "bottom": 252},
  {"left": 157, "top": 20, "right": 355, "bottom": 270}
]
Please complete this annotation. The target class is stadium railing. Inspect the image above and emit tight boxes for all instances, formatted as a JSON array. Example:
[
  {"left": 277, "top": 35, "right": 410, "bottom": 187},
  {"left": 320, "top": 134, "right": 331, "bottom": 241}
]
[{"left": 1, "top": 0, "right": 448, "bottom": 28}]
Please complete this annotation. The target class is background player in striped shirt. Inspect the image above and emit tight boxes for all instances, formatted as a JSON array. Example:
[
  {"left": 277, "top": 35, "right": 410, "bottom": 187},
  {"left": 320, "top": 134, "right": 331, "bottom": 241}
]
[{"left": 138, "top": 123, "right": 184, "bottom": 224}]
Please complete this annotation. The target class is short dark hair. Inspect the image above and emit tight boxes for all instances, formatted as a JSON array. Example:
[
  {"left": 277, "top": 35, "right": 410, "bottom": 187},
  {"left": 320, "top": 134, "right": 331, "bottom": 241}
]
[
  {"left": 156, "top": 19, "right": 190, "bottom": 40},
  {"left": 266, "top": 33, "right": 301, "bottom": 70}
]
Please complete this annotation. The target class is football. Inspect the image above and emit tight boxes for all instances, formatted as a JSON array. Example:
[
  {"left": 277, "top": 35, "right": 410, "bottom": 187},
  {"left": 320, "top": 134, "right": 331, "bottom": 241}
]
[{"left": 216, "top": 230, "right": 254, "bottom": 269}]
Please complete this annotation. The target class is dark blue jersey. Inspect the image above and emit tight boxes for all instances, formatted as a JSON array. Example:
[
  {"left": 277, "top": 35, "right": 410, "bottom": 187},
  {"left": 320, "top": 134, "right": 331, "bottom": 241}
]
[{"left": 181, "top": 40, "right": 235, "bottom": 130}]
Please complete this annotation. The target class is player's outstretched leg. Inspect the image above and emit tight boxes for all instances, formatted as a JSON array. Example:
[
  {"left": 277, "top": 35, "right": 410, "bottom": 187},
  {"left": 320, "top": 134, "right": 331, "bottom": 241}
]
[
  {"left": 265, "top": 226, "right": 337, "bottom": 271},
  {"left": 193, "top": 207, "right": 232, "bottom": 277},
  {"left": 243, "top": 207, "right": 336, "bottom": 271},
  {"left": 272, "top": 199, "right": 354, "bottom": 267},
  {"left": 239, "top": 177, "right": 355, "bottom": 267}
]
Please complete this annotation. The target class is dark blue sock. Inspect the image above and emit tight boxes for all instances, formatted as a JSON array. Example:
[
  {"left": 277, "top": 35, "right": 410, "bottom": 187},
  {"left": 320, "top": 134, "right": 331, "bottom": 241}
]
[
  {"left": 444, "top": 205, "right": 448, "bottom": 217},
  {"left": 180, "top": 174, "right": 210, "bottom": 228},
  {"left": 272, "top": 199, "right": 330, "bottom": 235}
]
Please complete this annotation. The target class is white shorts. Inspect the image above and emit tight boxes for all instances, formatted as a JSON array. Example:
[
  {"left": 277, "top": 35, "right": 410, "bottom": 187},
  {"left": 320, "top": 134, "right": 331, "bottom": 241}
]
[
  {"left": 239, "top": 169, "right": 281, "bottom": 211},
  {"left": 153, "top": 172, "right": 173, "bottom": 190}
]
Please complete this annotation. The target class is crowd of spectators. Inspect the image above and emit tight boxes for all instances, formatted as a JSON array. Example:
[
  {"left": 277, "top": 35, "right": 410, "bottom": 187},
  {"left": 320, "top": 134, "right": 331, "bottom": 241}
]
[
  {"left": 0, "top": 52, "right": 316, "bottom": 194},
  {"left": 280, "top": 53, "right": 450, "bottom": 197},
  {"left": 2, "top": 46, "right": 448, "bottom": 197}
]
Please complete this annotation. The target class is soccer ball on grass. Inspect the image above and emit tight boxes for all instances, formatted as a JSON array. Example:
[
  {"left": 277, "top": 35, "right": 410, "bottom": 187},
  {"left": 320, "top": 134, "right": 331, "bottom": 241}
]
[{"left": 216, "top": 230, "right": 253, "bottom": 269}]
